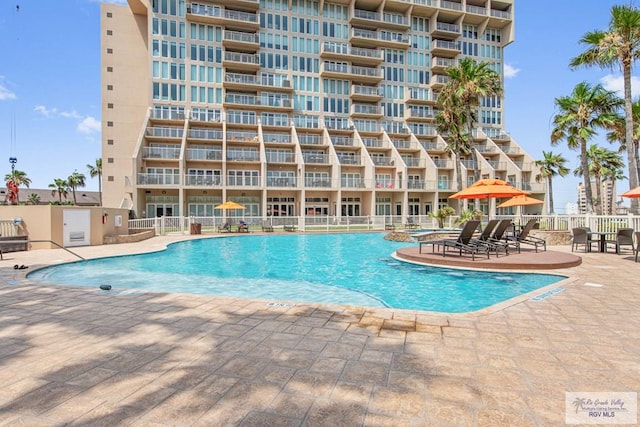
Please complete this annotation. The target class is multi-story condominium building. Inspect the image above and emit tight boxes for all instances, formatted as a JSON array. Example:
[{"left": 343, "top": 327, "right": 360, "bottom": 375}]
[
  {"left": 101, "top": 0, "right": 544, "bottom": 220},
  {"left": 577, "top": 180, "right": 617, "bottom": 214}
]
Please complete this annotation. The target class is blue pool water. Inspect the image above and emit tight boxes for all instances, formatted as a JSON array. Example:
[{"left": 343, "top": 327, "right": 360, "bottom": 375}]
[{"left": 27, "top": 233, "right": 565, "bottom": 313}]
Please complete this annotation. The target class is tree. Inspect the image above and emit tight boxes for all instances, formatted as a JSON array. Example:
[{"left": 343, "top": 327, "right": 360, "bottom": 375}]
[
  {"left": 67, "top": 170, "right": 86, "bottom": 205},
  {"left": 606, "top": 100, "right": 640, "bottom": 192},
  {"left": 550, "top": 82, "right": 623, "bottom": 213},
  {"left": 535, "top": 151, "right": 570, "bottom": 214},
  {"left": 443, "top": 57, "right": 503, "bottom": 208},
  {"left": 428, "top": 206, "right": 456, "bottom": 228},
  {"left": 435, "top": 88, "right": 472, "bottom": 211},
  {"left": 49, "top": 178, "right": 69, "bottom": 203},
  {"left": 4, "top": 169, "right": 31, "bottom": 204},
  {"left": 87, "top": 158, "right": 102, "bottom": 206},
  {"left": 574, "top": 145, "right": 624, "bottom": 214},
  {"left": 571, "top": 4, "right": 640, "bottom": 214},
  {"left": 26, "top": 193, "right": 41, "bottom": 205}
]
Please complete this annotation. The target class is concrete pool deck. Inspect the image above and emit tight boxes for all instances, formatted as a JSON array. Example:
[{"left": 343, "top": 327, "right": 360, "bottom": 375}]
[{"left": 0, "top": 234, "right": 639, "bottom": 426}]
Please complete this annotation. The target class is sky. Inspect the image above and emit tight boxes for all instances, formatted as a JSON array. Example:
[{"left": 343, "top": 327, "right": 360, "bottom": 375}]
[{"left": 0, "top": 0, "right": 637, "bottom": 212}]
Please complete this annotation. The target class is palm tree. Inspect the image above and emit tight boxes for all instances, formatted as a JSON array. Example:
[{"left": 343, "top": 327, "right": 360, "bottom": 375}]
[
  {"left": 49, "top": 178, "right": 69, "bottom": 203},
  {"left": 570, "top": 4, "right": 640, "bottom": 214},
  {"left": 607, "top": 100, "right": 640, "bottom": 191},
  {"left": 551, "top": 82, "right": 623, "bottom": 213},
  {"left": 67, "top": 170, "right": 86, "bottom": 205},
  {"left": 26, "top": 193, "right": 41, "bottom": 205},
  {"left": 4, "top": 169, "right": 31, "bottom": 204},
  {"left": 535, "top": 150, "right": 570, "bottom": 214},
  {"left": 574, "top": 145, "right": 624, "bottom": 214},
  {"left": 435, "top": 88, "right": 472, "bottom": 211},
  {"left": 443, "top": 58, "right": 503, "bottom": 196},
  {"left": 87, "top": 158, "right": 102, "bottom": 206}
]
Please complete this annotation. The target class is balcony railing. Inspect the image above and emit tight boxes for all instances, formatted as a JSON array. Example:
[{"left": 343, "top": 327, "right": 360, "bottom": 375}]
[
  {"left": 138, "top": 173, "right": 180, "bottom": 185},
  {"left": 189, "top": 5, "right": 258, "bottom": 23},
  {"left": 303, "top": 153, "right": 329, "bottom": 163},
  {"left": 363, "top": 137, "right": 383, "bottom": 147},
  {"left": 150, "top": 107, "right": 185, "bottom": 120},
  {"left": 402, "top": 157, "right": 422, "bottom": 167},
  {"left": 433, "top": 159, "right": 452, "bottom": 168},
  {"left": 224, "top": 30, "right": 258, "bottom": 44},
  {"left": 305, "top": 178, "right": 333, "bottom": 187},
  {"left": 353, "top": 104, "right": 381, "bottom": 115},
  {"left": 440, "top": 0, "right": 462, "bottom": 11},
  {"left": 466, "top": 5, "right": 487, "bottom": 15},
  {"left": 491, "top": 9, "right": 511, "bottom": 19},
  {"left": 333, "top": 136, "right": 354, "bottom": 146},
  {"left": 146, "top": 127, "right": 183, "bottom": 138},
  {"left": 264, "top": 133, "right": 291, "bottom": 143},
  {"left": 227, "top": 149, "right": 259, "bottom": 161},
  {"left": 188, "top": 129, "right": 223, "bottom": 140},
  {"left": 432, "top": 39, "right": 460, "bottom": 50},
  {"left": 143, "top": 146, "right": 181, "bottom": 159},
  {"left": 224, "top": 51, "right": 260, "bottom": 65},
  {"left": 436, "top": 22, "right": 460, "bottom": 33},
  {"left": 186, "top": 147, "right": 222, "bottom": 160},
  {"left": 337, "top": 154, "right": 361, "bottom": 165},
  {"left": 227, "top": 131, "right": 258, "bottom": 142},
  {"left": 266, "top": 177, "right": 297, "bottom": 187},
  {"left": 353, "top": 85, "right": 382, "bottom": 97},
  {"left": 372, "top": 156, "right": 394, "bottom": 166},
  {"left": 298, "top": 134, "right": 322, "bottom": 145},
  {"left": 184, "top": 175, "right": 222, "bottom": 186},
  {"left": 265, "top": 151, "right": 295, "bottom": 163}
]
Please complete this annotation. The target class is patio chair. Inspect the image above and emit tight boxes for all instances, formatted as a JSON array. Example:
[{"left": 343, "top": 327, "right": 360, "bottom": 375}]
[
  {"left": 614, "top": 228, "right": 634, "bottom": 255},
  {"left": 261, "top": 221, "right": 274, "bottom": 232},
  {"left": 472, "top": 219, "right": 508, "bottom": 257},
  {"left": 487, "top": 219, "right": 513, "bottom": 245},
  {"left": 404, "top": 217, "right": 419, "bottom": 230},
  {"left": 420, "top": 220, "right": 487, "bottom": 260},
  {"left": 505, "top": 218, "right": 546, "bottom": 253},
  {"left": 217, "top": 222, "right": 231, "bottom": 233},
  {"left": 571, "top": 227, "right": 596, "bottom": 253}
]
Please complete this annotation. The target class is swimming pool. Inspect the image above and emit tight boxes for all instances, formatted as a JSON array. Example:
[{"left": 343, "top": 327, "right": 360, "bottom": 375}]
[{"left": 27, "top": 233, "right": 565, "bottom": 313}]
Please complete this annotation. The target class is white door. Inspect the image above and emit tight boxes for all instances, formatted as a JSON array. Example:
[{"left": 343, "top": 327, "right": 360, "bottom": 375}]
[{"left": 63, "top": 209, "right": 91, "bottom": 247}]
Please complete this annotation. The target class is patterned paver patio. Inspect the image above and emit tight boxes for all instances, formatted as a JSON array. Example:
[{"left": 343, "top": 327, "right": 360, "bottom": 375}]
[{"left": 0, "top": 235, "right": 639, "bottom": 426}]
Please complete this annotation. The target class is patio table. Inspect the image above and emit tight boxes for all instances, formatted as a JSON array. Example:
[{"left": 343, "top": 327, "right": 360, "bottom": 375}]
[{"left": 587, "top": 231, "right": 616, "bottom": 253}]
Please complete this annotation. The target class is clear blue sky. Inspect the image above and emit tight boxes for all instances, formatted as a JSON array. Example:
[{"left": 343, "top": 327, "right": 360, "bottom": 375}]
[{"left": 0, "top": 0, "right": 636, "bottom": 212}]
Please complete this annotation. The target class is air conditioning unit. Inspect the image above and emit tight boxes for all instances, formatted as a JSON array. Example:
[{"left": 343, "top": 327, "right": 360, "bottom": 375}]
[{"left": 282, "top": 79, "right": 291, "bottom": 88}]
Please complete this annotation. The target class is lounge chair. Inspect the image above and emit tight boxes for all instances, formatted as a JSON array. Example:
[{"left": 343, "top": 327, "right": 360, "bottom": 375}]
[
  {"left": 261, "top": 221, "right": 274, "bottom": 232},
  {"left": 472, "top": 219, "right": 508, "bottom": 256},
  {"left": 420, "top": 220, "right": 488, "bottom": 260},
  {"left": 505, "top": 219, "right": 546, "bottom": 253},
  {"left": 571, "top": 227, "right": 596, "bottom": 253},
  {"left": 404, "top": 217, "right": 419, "bottom": 230},
  {"left": 217, "top": 222, "right": 231, "bottom": 233},
  {"left": 613, "top": 228, "right": 634, "bottom": 254}
]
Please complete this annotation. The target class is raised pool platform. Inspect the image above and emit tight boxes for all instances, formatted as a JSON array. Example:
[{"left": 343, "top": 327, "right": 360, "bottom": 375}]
[{"left": 395, "top": 246, "right": 582, "bottom": 270}]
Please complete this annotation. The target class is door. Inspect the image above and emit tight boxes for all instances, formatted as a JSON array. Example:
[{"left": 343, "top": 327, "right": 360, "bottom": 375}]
[{"left": 63, "top": 209, "right": 91, "bottom": 247}]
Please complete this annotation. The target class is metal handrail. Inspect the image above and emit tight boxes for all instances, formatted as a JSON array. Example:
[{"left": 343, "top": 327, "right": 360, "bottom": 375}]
[{"left": 0, "top": 239, "right": 86, "bottom": 261}]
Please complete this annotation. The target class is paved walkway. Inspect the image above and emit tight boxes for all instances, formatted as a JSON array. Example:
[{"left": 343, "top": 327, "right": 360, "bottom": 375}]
[{"left": 0, "top": 235, "right": 639, "bottom": 426}]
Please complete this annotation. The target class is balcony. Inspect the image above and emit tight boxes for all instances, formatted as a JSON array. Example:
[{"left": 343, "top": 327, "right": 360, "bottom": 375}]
[
  {"left": 190, "top": 109, "right": 222, "bottom": 123},
  {"left": 374, "top": 180, "right": 399, "bottom": 189},
  {"left": 351, "top": 84, "right": 383, "bottom": 102},
  {"left": 350, "top": 28, "right": 410, "bottom": 50},
  {"left": 298, "top": 134, "right": 323, "bottom": 145},
  {"left": 305, "top": 179, "right": 333, "bottom": 188},
  {"left": 143, "top": 146, "right": 181, "bottom": 160},
  {"left": 224, "top": 72, "right": 292, "bottom": 92},
  {"left": 320, "top": 62, "right": 382, "bottom": 84},
  {"left": 406, "top": 87, "right": 435, "bottom": 104},
  {"left": 303, "top": 152, "right": 329, "bottom": 164},
  {"left": 402, "top": 157, "right": 423, "bottom": 167},
  {"left": 440, "top": 0, "right": 463, "bottom": 13},
  {"left": 433, "top": 159, "right": 453, "bottom": 169},
  {"left": 227, "top": 148, "right": 260, "bottom": 162},
  {"left": 320, "top": 42, "right": 383, "bottom": 66},
  {"left": 341, "top": 178, "right": 366, "bottom": 189},
  {"left": 195, "top": 0, "right": 259, "bottom": 11},
  {"left": 149, "top": 106, "right": 185, "bottom": 123},
  {"left": 332, "top": 136, "right": 355, "bottom": 147},
  {"left": 350, "top": 9, "right": 409, "bottom": 31},
  {"left": 337, "top": 154, "right": 361, "bottom": 165},
  {"left": 421, "top": 141, "right": 447, "bottom": 152},
  {"left": 184, "top": 175, "right": 222, "bottom": 186},
  {"left": 385, "top": 123, "right": 409, "bottom": 135},
  {"left": 433, "top": 21, "right": 460, "bottom": 37},
  {"left": 266, "top": 177, "right": 297, "bottom": 187},
  {"left": 460, "top": 159, "right": 476, "bottom": 169},
  {"left": 186, "top": 147, "right": 223, "bottom": 161},
  {"left": 430, "top": 74, "right": 451, "bottom": 89},
  {"left": 372, "top": 156, "right": 394, "bottom": 166},
  {"left": 431, "top": 39, "right": 461, "bottom": 57},
  {"left": 405, "top": 108, "right": 435, "bottom": 121},
  {"left": 391, "top": 138, "right": 411, "bottom": 149},
  {"left": 363, "top": 137, "right": 384, "bottom": 148},
  {"left": 227, "top": 130, "right": 258, "bottom": 143},
  {"left": 351, "top": 103, "right": 383, "bottom": 118},
  {"left": 409, "top": 0, "right": 438, "bottom": 15},
  {"left": 264, "top": 132, "right": 291, "bottom": 144},
  {"left": 222, "top": 30, "right": 259, "bottom": 51},
  {"left": 465, "top": 4, "right": 488, "bottom": 24},
  {"left": 432, "top": 56, "right": 456, "bottom": 73},
  {"left": 485, "top": 160, "right": 507, "bottom": 170},
  {"left": 145, "top": 126, "right": 183, "bottom": 140},
  {"left": 222, "top": 51, "right": 260, "bottom": 71},
  {"left": 224, "top": 93, "right": 292, "bottom": 111},
  {"left": 187, "top": 5, "right": 259, "bottom": 31},
  {"left": 265, "top": 151, "right": 295, "bottom": 163},
  {"left": 137, "top": 173, "right": 180, "bottom": 186},
  {"left": 437, "top": 180, "right": 457, "bottom": 191},
  {"left": 188, "top": 128, "right": 223, "bottom": 140}
]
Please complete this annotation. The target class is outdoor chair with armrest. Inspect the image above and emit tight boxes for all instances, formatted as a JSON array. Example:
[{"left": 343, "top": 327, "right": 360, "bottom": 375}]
[
  {"left": 571, "top": 227, "right": 597, "bottom": 253},
  {"left": 486, "top": 219, "right": 513, "bottom": 252},
  {"left": 614, "top": 228, "right": 634, "bottom": 255},
  {"left": 505, "top": 219, "right": 546, "bottom": 253},
  {"left": 471, "top": 219, "right": 508, "bottom": 257},
  {"left": 440, "top": 220, "right": 489, "bottom": 260}
]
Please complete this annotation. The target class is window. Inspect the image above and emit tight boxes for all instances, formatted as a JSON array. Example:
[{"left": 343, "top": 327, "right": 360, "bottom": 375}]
[
  {"left": 106, "top": 30, "right": 113, "bottom": 36},
  {"left": 107, "top": 139, "right": 114, "bottom": 145},
  {"left": 107, "top": 176, "right": 114, "bottom": 182},
  {"left": 107, "top": 158, "right": 114, "bottom": 163},
  {"left": 106, "top": 12, "right": 112, "bottom": 17},
  {"left": 106, "top": 66, "right": 113, "bottom": 72},
  {"left": 106, "top": 48, "right": 113, "bottom": 54},
  {"left": 107, "top": 85, "right": 113, "bottom": 90},
  {"left": 107, "top": 121, "right": 113, "bottom": 127},
  {"left": 107, "top": 103, "right": 113, "bottom": 109}
]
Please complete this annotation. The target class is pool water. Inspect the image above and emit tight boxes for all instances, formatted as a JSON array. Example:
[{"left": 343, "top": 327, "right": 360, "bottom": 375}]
[{"left": 27, "top": 233, "right": 565, "bottom": 313}]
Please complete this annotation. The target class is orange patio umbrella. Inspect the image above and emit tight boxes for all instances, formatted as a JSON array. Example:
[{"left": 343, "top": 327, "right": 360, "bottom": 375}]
[
  {"left": 449, "top": 178, "right": 528, "bottom": 200},
  {"left": 620, "top": 186, "right": 640, "bottom": 198},
  {"left": 214, "top": 201, "right": 246, "bottom": 210},
  {"left": 497, "top": 194, "right": 544, "bottom": 208}
]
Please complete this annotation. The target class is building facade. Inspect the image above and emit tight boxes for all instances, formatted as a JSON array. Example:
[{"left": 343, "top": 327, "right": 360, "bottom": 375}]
[
  {"left": 577, "top": 180, "right": 617, "bottom": 215},
  {"left": 101, "top": 0, "right": 544, "bottom": 219}
]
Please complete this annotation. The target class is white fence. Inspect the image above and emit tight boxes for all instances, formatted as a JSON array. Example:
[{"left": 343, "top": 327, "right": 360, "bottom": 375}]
[{"left": 128, "top": 214, "right": 640, "bottom": 235}]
